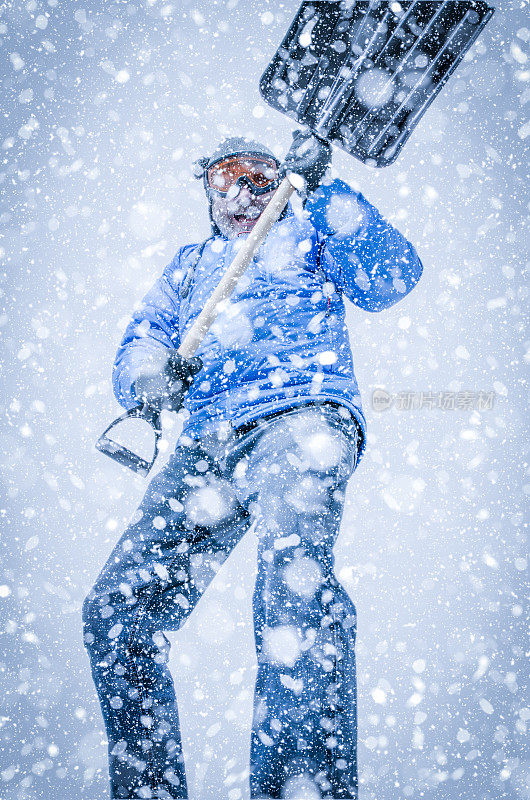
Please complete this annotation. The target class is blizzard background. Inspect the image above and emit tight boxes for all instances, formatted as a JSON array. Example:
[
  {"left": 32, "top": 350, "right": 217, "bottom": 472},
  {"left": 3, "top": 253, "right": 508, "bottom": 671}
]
[{"left": 0, "top": 1, "right": 528, "bottom": 799}]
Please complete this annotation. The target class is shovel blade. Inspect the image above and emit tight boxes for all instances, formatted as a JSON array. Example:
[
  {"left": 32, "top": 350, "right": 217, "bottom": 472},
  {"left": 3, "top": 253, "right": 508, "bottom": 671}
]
[{"left": 260, "top": 0, "right": 494, "bottom": 166}]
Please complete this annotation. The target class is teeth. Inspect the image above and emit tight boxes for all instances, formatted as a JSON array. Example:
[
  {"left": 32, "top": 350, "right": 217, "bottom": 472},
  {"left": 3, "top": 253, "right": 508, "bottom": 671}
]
[{"left": 234, "top": 207, "right": 260, "bottom": 222}]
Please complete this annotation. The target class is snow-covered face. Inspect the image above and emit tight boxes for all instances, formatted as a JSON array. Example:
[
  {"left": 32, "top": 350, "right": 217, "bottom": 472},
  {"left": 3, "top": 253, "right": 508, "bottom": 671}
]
[{"left": 210, "top": 182, "right": 276, "bottom": 239}]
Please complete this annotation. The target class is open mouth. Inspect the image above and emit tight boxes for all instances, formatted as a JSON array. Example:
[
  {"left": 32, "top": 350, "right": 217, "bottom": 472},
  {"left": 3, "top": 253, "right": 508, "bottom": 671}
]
[
  {"left": 233, "top": 207, "right": 261, "bottom": 224},
  {"left": 234, "top": 215, "right": 258, "bottom": 228}
]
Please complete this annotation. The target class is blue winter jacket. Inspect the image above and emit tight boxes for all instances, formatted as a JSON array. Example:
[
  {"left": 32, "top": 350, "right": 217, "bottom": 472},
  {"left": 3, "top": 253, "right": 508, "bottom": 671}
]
[{"left": 113, "top": 179, "right": 423, "bottom": 463}]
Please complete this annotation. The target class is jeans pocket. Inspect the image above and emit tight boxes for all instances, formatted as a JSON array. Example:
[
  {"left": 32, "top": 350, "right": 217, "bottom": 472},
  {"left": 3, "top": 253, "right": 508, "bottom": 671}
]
[
  {"left": 320, "top": 405, "right": 359, "bottom": 482},
  {"left": 338, "top": 427, "right": 359, "bottom": 483}
]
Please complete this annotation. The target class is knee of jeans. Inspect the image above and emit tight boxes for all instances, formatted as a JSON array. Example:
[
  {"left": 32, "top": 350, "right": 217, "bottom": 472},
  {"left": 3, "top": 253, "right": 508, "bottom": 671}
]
[
  {"left": 82, "top": 586, "right": 97, "bottom": 626},
  {"left": 253, "top": 474, "right": 337, "bottom": 529},
  {"left": 81, "top": 591, "right": 99, "bottom": 650},
  {"left": 81, "top": 588, "right": 121, "bottom": 653}
]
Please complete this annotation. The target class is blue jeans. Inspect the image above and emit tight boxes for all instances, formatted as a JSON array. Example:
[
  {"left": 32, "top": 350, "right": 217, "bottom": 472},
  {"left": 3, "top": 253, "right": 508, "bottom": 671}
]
[{"left": 83, "top": 403, "right": 360, "bottom": 799}]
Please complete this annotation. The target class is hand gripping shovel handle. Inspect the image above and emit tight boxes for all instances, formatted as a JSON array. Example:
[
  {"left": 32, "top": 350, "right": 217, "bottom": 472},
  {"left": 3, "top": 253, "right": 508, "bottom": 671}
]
[{"left": 96, "top": 175, "right": 297, "bottom": 475}]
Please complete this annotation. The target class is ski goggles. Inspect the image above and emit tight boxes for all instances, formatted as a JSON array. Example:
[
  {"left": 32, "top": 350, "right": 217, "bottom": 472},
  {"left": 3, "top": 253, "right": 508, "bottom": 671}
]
[{"left": 206, "top": 155, "right": 280, "bottom": 196}]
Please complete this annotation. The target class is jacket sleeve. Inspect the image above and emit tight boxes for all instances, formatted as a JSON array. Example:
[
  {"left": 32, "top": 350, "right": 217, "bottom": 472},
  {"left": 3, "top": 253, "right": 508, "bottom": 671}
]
[
  {"left": 306, "top": 178, "right": 423, "bottom": 311},
  {"left": 112, "top": 253, "right": 184, "bottom": 410}
]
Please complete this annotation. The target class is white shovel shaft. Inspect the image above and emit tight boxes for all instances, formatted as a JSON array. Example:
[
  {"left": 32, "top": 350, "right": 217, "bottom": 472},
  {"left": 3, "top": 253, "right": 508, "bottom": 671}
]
[{"left": 177, "top": 176, "right": 296, "bottom": 359}]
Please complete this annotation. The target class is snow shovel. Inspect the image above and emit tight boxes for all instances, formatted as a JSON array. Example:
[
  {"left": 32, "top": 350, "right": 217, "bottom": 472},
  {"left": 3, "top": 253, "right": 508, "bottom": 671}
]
[
  {"left": 260, "top": 0, "right": 494, "bottom": 166},
  {"left": 96, "top": 0, "right": 494, "bottom": 476}
]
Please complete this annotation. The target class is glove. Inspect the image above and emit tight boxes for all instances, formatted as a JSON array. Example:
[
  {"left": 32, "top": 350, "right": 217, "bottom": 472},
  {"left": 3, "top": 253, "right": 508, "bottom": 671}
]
[
  {"left": 280, "top": 129, "right": 332, "bottom": 196},
  {"left": 133, "top": 351, "right": 203, "bottom": 413}
]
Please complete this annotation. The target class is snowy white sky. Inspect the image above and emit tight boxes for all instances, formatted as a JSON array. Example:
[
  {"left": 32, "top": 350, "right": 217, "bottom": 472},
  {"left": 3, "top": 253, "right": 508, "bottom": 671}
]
[{"left": 0, "top": 1, "right": 528, "bottom": 799}]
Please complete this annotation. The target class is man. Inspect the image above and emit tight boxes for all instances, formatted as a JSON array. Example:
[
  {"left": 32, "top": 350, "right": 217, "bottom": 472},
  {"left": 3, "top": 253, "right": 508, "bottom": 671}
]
[{"left": 83, "top": 131, "right": 423, "bottom": 800}]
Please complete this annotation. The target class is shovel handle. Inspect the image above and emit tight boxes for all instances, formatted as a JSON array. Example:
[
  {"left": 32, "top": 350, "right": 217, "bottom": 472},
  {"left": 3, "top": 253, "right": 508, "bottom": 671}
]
[{"left": 177, "top": 175, "right": 297, "bottom": 359}]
